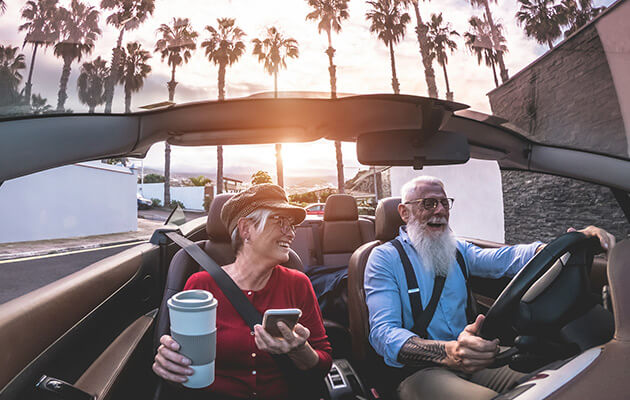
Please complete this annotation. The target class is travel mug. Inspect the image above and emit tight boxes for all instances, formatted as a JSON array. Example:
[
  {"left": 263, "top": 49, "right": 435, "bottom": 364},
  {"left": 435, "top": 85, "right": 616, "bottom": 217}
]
[{"left": 167, "top": 290, "right": 218, "bottom": 388}]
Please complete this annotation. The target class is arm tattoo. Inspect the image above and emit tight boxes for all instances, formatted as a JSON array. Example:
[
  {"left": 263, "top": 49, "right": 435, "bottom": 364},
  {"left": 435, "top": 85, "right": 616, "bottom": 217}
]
[{"left": 397, "top": 336, "right": 447, "bottom": 367}]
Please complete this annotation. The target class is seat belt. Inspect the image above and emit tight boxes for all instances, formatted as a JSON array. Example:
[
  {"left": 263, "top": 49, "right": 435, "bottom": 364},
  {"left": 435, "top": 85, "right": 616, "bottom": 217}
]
[
  {"left": 163, "top": 231, "right": 319, "bottom": 396},
  {"left": 390, "top": 239, "right": 474, "bottom": 338}
]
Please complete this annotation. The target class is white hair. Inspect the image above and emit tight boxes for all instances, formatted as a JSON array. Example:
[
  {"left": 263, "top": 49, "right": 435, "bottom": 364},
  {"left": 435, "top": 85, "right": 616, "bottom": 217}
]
[
  {"left": 230, "top": 208, "right": 273, "bottom": 253},
  {"left": 407, "top": 217, "right": 457, "bottom": 277},
  {"left": 400, "top": 176, "right": 446, "bottom": 203}
]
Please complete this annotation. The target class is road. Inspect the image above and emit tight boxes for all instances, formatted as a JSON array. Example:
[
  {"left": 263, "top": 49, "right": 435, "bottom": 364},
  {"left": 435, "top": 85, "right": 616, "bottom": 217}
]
[{"left": 0, "top": 242, "right": 140, "bottom": 305}]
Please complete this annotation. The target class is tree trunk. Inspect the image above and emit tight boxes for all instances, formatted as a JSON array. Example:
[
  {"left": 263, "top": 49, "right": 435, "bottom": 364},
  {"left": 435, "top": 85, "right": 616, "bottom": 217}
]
[
  {"left": 89, "top": 105, "right": 95, "bottom": 113},
  {"left": 273, "top": 71, "right": 283, "bottom": 187},
  {"left": 548, "top": 40, "right": 554, "bottom": 50},
  {"left": 326, "top": 30, "right": 337, "bottom": 99},
  {"left": 56, "top": 56, "right": 72, "bottom": 111},
  {"left": 124, "top": 84, "right": 132, "bottom": 113},
  {"left": 275, "top": 143, "right": 284, "bottom": 188},
  {"left": 164, "top": 64, "right": 176, "bottom": 206},
  {"left": 25, "top": 42, "right": 39, "bottom": 104},
  {"left": 218, "top": 62, "right": 226, "bottom": 101},
  {"left": 491, "top": 60, "right": 499, "bottom": 88},
  {"left": 104, "top": 28, "right": 125, "bottom": 114},
  {"left": 388, "top": 42, "right": 400, "bottom": 95},
  {"left": 216, "top": 145, "right": 223, "bottom": 194},
  {"left": 273, "top": 71, "right": 278, "bottom": 97},
  {"left": 442, "top": 62, "right": 453, "bottom": 101},
  {"left": 483, "top": 0, "right": 508, "bottom": 83},
  {"left": 216, "top": 62, "right": 226, "bottom": 194},
  {"left": 164, "top": 142, "right": 171, "bottom": 205},
  {"left": 335, "top": 140, "right": 344, "bottom": 193},
  {"left": 413, "top": 3, "right": 438, "bottom": 98}
]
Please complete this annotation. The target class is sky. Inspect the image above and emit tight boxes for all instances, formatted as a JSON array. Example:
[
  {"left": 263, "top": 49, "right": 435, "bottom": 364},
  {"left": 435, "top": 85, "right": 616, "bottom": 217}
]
[{"left": 1, "top": 0, "right": 616, "bottom": 184}]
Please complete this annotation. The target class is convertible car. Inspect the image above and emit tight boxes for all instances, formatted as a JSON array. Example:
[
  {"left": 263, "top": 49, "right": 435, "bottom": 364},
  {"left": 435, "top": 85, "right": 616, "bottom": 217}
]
[{"left": 0, "top": 94, "right": 629, "bottom": 400}]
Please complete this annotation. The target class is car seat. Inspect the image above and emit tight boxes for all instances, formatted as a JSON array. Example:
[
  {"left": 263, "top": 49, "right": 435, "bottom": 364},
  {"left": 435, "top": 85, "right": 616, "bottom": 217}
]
[{"left": 153, "top": 193, "right": 304, "bottom": 348}]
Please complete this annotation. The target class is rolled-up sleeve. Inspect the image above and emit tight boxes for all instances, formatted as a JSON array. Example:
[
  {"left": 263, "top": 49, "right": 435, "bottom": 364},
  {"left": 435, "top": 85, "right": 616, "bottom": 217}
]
[
  {"left": 364, "top": 245, "right": 415, "bottom": 367},
  {"left": 463, "top": 241, "right": 543, "bottom": 278}
]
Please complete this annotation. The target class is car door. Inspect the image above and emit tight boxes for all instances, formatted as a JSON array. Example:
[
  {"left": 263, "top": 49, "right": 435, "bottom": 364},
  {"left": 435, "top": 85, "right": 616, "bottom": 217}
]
[{"left": 0, "top": 218, "right": 208, "bottom": 400}]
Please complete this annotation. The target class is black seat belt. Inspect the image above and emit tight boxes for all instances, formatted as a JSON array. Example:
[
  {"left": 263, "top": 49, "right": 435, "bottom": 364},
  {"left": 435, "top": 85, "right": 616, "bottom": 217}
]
[
  {"left": 163, "top": 231, "right": 319, "bottom": 396},
  {"left": 390, "top": 239, "right": 475, "bottom": 338}
]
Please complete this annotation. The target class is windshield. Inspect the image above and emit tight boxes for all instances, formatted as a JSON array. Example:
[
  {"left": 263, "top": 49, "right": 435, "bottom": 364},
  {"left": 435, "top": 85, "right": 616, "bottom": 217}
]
[{"left": 1, "top": 0, "right": 625, "bottom": 153}]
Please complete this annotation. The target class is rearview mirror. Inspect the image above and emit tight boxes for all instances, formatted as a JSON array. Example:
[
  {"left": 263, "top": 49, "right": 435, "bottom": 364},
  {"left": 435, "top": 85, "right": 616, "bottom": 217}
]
[{"left": 356, "top": 130, "right": 470, "bottom": 169}]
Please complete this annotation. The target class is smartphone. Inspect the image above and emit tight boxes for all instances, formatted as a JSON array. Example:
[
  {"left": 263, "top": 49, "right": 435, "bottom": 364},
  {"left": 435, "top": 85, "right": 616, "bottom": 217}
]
[{"left": 262, "top": 308, "right": 302, "bottom": 338}]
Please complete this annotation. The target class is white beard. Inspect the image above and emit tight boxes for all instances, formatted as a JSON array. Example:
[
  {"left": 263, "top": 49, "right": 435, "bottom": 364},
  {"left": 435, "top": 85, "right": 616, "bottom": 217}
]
[{"left": 406, "top": 217, "right": 457, "bottom": 277}]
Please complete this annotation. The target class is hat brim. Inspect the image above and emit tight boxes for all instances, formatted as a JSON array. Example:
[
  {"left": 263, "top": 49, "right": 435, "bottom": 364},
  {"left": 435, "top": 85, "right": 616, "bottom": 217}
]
[{"left": 258, "top": 200, "right": 307, "bottom": 225}]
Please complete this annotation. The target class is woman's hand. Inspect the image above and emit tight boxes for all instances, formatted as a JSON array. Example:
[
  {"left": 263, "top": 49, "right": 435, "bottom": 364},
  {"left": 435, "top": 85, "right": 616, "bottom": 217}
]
[
  {"left": 254, "top": 322, "right": 319, "bottom": 369},
  {"left": 152, "top": 335, "right": 194, "bottom": 383}
]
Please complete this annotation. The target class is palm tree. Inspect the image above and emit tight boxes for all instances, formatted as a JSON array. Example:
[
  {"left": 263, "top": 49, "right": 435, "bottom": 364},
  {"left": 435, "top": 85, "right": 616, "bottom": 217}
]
[
  {"left": 464, "top": 15, "right": 506, "bottom": 87},
  {"left": 118, "top": 41, "right": 151, "bottom": 113},
  {"left": 155, "top": 17, "right": 198, "bottom": 205},
  {"left": 101, "top": 0, "right": 155, "bottom": 114},
  {"left": 252, "top": 26, "right": 299, "bottom": 188},
  {"left": 426, "top": 13, "right": 458, "bottom": 101},
  {"left": 559, "top": 0, "right": 605, "bottom": 38},
  {"left": 366, "top": 0, "right": 410, "bottom": 95},
  {"left": 201, "top": 17, "right": 246, "bottom": 194},
  {"left": 468, "top": 0, "right": 509, "bottom": 83},
  {"left": 19, "top": 0, "right": 60, "bottom": 104},
  {"left": 0, "top": 45, "right": 27, "bottom": 107},
  {"left": 53, "top": 0, "right": 101, "bottom": 111},
  {"left": 77, "top": 56, "right": 108, "bottom": 113},
  {"left": 400, "top": 0, "right": 438, "bottom": 98},
  {"left": 31, "top": 93, "right": 52, "bottom": 114},
  {"left": 516, "top": 0, "right": 567, "bottom": 50},
  {"left": 306, "top": 0, "right": 350, "bottom": 194},
  {"left": 0, "top": 1, "right": 6, "bottom": 15}
]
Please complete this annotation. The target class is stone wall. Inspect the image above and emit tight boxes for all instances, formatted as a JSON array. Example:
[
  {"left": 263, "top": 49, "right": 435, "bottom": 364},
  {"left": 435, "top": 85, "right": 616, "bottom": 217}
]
[
  {"left": 502, "top": 170, "right": 628, "bottom": 244},
  {"left": 488, "top": 25, "right": 627, "bottom": 157}
]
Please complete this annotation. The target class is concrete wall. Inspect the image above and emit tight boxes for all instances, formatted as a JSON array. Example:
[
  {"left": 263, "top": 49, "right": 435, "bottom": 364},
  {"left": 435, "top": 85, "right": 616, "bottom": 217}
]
[
  {"left": 139, "top": 183, "right": 204, "bottom": 210},
  {"left": 389, "top": 159, "right": 505, "bottom": 243},
  {"left": 487, "top": 15, "right": 628, "bottom": 157},
  {"left": 0, "top": 162, "right": 137, "bottom": 244},
  {"left": 596, "top": 0, "right": 630, "bottom": 154}
]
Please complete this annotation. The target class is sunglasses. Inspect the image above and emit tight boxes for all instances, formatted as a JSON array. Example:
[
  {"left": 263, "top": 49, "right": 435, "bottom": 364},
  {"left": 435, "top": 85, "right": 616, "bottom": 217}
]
[
  {"left": 269, "top": 214, "right": 296, "bottom": 232},
  {"left": 404, "top": 198, "right": 454, "bottom": 210}
]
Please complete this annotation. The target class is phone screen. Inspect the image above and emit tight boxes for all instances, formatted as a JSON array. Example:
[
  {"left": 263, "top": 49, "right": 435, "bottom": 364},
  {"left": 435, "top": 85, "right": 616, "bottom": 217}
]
[{"left": 262, "top": 309, "right": 301, "bottom": 337}]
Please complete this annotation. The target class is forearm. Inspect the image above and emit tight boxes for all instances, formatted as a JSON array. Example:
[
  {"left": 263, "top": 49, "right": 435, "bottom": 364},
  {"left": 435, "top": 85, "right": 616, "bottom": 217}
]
[
  {"left": 396, "top": 336, "right": 450, "bottom": 368},
  {"left": 287, "top": 342, "right": 320, "bottom": 370}
]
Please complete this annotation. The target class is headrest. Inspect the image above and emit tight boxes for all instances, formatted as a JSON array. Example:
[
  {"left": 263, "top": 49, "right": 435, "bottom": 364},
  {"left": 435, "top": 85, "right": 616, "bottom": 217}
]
[
  {"left": 324, "top": 194, "right": 358, "bottom": 221},
  {"left": 608, "top": 239, "right": 630, "bottom": 340},
  {"left": 375, "top": 197, "right": 404, "bottom": 241},
  {"left": 206, "top": 193, "right": 234, "bottom": 242}
]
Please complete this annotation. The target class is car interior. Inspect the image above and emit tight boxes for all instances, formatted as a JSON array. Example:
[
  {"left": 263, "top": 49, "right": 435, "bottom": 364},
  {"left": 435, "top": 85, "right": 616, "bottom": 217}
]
[{"left": 1, "top": 95, "right": 629, "bottom": 400}]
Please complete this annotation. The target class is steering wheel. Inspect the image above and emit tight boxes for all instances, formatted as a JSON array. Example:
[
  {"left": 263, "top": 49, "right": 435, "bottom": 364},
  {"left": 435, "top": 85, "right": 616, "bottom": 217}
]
[{"left": 478, "top": 231, "right": 602, "bottom": 367}]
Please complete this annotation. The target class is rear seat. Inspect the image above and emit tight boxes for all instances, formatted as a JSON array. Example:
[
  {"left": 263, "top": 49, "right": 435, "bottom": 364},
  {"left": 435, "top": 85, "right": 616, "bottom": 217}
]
[{"left": 321, "top": 195, "right": 375, "bottom": 267}]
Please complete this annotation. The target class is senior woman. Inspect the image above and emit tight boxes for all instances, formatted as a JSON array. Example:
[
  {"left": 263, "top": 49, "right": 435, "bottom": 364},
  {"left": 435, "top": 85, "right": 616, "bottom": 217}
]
[{"left": 153, "top": 184, "right": 332, "bottom": 399}]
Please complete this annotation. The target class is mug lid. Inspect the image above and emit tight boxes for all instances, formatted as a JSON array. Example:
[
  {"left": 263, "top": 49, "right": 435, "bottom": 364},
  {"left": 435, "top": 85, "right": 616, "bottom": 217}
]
[{"left": 167, "top": 289, "right": 217, "bottom": 312}]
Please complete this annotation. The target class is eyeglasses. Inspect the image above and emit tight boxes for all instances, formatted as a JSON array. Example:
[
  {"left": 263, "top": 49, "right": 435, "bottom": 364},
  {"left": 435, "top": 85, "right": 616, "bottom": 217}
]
[
  {"left": 404, "top": 198, "right": 454, "bottom": 210},
  {"left": 269, "top": 215, "right": 296, "bottom": 232}
]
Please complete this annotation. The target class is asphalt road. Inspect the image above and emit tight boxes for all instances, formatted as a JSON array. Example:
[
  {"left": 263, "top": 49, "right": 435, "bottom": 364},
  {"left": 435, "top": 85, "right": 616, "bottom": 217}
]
[{"left": 0, "top": 242, "right": 140, "bottom": 305}]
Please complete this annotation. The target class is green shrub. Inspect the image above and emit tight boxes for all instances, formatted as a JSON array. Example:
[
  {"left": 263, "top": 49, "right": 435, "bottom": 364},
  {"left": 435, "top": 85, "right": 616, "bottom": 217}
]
[
  {"left": 169, "top": 200, "right": 185, "bottom": 209},
  {"left": 151, "top": 198, "right": 161, "bottom": 207}
]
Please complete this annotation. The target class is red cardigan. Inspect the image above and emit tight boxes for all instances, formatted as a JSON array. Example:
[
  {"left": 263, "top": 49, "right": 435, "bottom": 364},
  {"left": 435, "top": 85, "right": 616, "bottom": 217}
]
[{"left": 183, "top": 265, "right": 332, "bottom": 400}]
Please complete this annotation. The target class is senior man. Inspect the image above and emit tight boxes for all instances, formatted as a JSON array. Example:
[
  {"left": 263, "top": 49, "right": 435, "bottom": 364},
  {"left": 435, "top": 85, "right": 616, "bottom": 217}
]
[{"left": 364, "top": 176, "right": 615, "bottom": 399}]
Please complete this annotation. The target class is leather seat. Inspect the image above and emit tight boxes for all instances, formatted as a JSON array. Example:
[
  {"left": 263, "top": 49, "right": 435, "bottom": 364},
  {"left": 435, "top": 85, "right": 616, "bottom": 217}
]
[
  {"left": 348, "top": 197, "right": 403, "bottom": 361},
  {"left": 320, "top": 194, "right": 375, "bottom": 267},
  {"left": 154, "top": 193, "right": 303, "bottom": 347}
]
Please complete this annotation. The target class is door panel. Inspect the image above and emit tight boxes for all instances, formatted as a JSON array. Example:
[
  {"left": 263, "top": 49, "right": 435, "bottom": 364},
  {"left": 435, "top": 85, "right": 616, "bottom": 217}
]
[{"left": 0, "top": 243, "right": 161, "bottom": 400}]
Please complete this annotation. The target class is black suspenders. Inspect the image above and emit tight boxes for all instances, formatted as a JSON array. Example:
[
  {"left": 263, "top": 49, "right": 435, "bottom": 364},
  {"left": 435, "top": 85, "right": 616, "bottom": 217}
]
[{"left": 389, "top": 239, "right": 476, "bottom": 338}]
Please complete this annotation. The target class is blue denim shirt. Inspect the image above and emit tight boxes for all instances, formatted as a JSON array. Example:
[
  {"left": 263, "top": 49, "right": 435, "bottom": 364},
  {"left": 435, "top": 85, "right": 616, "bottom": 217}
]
[{"left": 364, "top": 226, "right": 541, "bottom": 367}]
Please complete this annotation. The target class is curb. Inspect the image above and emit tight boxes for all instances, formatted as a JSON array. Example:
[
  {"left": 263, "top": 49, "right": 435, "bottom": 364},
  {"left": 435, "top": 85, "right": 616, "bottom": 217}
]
[{"left": 0, "top": 238, "right": 150, "bottom": 262}]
